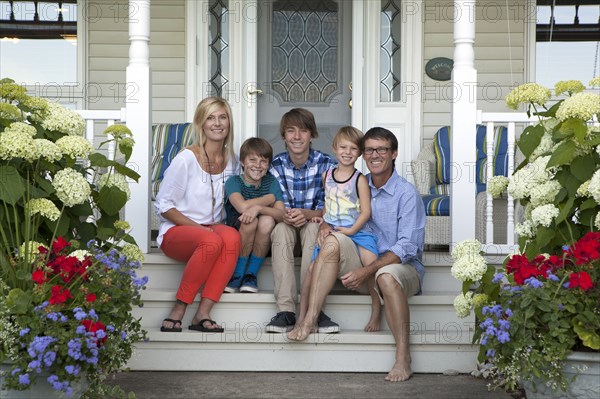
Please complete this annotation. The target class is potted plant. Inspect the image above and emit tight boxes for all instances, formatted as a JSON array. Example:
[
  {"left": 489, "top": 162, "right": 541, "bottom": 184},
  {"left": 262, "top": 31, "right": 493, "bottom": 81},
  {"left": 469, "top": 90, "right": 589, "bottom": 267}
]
[
  {"left": 0, "top": 78, "right": 147, "bottom": 398},
  {"left": 452, "top": 78, "right": 600, "bottom": 398}
]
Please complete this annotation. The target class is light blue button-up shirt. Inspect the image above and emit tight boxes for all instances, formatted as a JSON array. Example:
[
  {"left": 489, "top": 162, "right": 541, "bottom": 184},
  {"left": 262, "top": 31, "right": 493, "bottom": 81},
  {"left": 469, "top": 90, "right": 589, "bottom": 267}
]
[{"left": 366, "top": 171, "right": 426, "bottom": 292}]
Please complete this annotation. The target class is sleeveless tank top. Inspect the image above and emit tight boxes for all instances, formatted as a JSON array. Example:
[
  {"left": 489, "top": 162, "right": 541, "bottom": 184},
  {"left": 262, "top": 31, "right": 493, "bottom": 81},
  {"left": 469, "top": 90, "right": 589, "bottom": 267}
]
[{"left": 323, "top": 168, "right": 361, "bottom": 228}]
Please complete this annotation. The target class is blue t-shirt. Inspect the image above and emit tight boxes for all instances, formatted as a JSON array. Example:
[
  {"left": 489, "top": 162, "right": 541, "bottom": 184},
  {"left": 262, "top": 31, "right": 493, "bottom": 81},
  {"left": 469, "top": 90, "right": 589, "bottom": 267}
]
[{"left": 224, "top": 173, "right": 283, "bottom": 228}]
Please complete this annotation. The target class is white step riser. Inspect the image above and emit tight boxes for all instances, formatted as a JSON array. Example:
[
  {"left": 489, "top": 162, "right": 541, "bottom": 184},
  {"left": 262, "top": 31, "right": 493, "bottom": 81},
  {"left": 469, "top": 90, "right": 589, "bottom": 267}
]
[
  {"left": 134, "top": 301, "right": 474, "bottom": 339},
  {"left": 129, "top": 341, "right": 479, "bottom": 373},
  {"left": 139, "top": 263, "right": 462, "bottom": 293}
]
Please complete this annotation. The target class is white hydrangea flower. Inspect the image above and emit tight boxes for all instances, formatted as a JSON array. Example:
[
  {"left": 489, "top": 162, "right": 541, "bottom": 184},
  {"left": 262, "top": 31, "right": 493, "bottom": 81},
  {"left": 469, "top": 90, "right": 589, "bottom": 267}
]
[
  {"left": 529, "top": 180, "right": 562, "bottom": 207},
  {"left": 454, "top": 291, "right": 474, "bottom": 319},
  {"left": 515, "top": 220, "right": 536, "bottom": 238},
  {"left": 589, "top": 76, "right": 600, "bottom": 87},
  {"left": 595, "top": 213, "right": 600, "bottom": 230},
  {"left": 114, "top": 220, "right": 131, "bottom": 231},
  {"left": 0, "top": 129, "right": 37, "bottom": 162},
  {"left": 70, "top": 249, "right": 91, "bottom": 262},
  {"left": 26, "top": 198, "right": 61, "bottom": 221},
  {"left": 19, "top": 241, "right": 46, "bottom": 257},
  {"left": 38, "top": 102, "right": 85, "bottom": 135},
  {"left": 554, "top": 80, "right": 585, "bottom": 96},
  {"left": 529, "top": 133, "right": 554, "bottom": 162},
  {"left": 451, "top": 254, "right": 488, "bottom": 282},
  {"left": 34, "top": 139, "right": 62, "bottom": 162},
  {"left": 0, "top": 103, "right": 22, "bottom": 121},
  {"left": 55, "top": 135, "right": 93, "bottom": 159},
  {"left": 590, "top": 170, "right": 600, "bottom": 205},
  {"left": 555, "top": 92, "right": 600, "bottom": 122},
  {"left": 596, "top": 145, "right": 600, "bottom": 157},
  {"left": 52, "top": 168, "right": 91, "bottom": 207},
  {"left": 98, "top": 173, "right": 131, "bottom": 200},
  {"left": 487, "top": 176, "right": 509, "bottom": 198},
  {"left": 6, "top": 122, "right": 36, "bottom": 136},
  {"left": 507, "top": 156, "right": 553, "bottom": 199},
  {"left": 451, "top": 239, "right": 482, "bottom": 261},
  {"left": 505, "top": 83, "right": 551, "bottom": 110},
  {"left": 577, "top": 180, "right": 591, "bottom": 197},
  {"left": 122, "top": 243, "right": 144, "bottom": 263},
  {"left": 530, "top": 204, "right": 560, "bottom": 228}
]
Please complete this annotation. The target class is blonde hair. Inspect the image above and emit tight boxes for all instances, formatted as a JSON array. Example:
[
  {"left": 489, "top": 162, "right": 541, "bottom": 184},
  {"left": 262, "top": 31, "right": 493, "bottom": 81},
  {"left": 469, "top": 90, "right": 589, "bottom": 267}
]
[
  {"left": 193, "top": 96, "right": 236, "bottom": 165},
  {"left": 333, "top": 126, "right": 364, "bottom": 155}
]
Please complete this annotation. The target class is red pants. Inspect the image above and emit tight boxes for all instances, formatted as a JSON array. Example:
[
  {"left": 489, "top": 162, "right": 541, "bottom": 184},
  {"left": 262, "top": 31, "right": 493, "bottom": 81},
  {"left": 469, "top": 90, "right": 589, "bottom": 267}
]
[{"left": 160, "top": 224, "right": 240, "bottom": 303}]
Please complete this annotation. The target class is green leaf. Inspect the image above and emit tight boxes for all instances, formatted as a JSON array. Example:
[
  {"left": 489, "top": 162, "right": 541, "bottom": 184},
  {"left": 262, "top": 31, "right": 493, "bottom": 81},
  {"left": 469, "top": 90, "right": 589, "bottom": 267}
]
[
  {"left": 556, "top": 169, "right": 582, "bottom": 198},
  {"left": 556, "top": 197, "right": 575, "bottom": 224},
  {"left": 119, "top": 142, "right": 133, "bottom": 161},
  {"left": 570, "top": 154, "right": 597, "bottom": 182},
  {"left": 534, "top": 101, "right": 561, "bottom": 118},
  {"left": 580, "top": 198, "right": 598, "bottom": 211},
  {"left": 573, "top": 322, "right": 600, "bottom": 350},
  {"left": 547, "top": 140, "right": 576, "bottom": 168},
  {"left": 97, "top": 186, "right": 128, "bottom": 216},
  {"left": 0, "top": 165, "right": 25, "bottom": 204},
  {"left": 76, "top": 222, "right": 97, "bottom": 244},
  {"left": 6, "top": 288, "right": 32, "bottom": 314},
  {"left": 535, "top": 226, "right": 555, "bottom": 250},
  {"left": 88, "top": 152, "right": 111, "bottom": 167},
  {"left": 114, "top": 162, "right": 141, "bottom": 182},
  {"left": 69, "top": 201, "right": 93, "bottom": 217},
  {"left": 518, "top": 125, "right": 545, "bottom": 158},
  {"left": 554, "top": 119, "right": 587, "bottom": 142}
]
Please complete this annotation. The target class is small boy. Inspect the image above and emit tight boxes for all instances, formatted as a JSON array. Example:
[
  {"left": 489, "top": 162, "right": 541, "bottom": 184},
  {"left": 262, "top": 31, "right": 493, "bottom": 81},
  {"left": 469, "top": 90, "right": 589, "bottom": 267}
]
[{"left": 223, "top": 137, "right": 285, "bottom": 293}]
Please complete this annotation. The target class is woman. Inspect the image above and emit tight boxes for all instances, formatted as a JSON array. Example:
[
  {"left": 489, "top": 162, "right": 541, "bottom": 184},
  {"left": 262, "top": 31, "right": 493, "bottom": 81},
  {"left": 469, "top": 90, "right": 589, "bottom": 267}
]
[{"left": 155, "top": 97, "right": 240, "bottom": 332}]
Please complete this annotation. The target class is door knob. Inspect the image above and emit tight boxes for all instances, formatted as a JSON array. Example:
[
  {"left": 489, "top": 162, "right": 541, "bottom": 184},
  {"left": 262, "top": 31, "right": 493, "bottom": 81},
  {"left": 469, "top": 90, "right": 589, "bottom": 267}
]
[{"left": 247, "top": 88, "right": 264, "bottom": 95}]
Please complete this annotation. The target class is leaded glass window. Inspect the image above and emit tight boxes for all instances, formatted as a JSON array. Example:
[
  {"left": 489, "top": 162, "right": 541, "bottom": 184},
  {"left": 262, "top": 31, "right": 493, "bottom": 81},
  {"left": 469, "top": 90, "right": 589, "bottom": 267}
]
[
  {"left": 271, "top": 0, "right": 339, "bottom": 103},
  {"left": 380, "top": 0, "right": 401, "bottom": 102},
  {"left": 208, "top": 0, "right": 229, "bottom": 97}
]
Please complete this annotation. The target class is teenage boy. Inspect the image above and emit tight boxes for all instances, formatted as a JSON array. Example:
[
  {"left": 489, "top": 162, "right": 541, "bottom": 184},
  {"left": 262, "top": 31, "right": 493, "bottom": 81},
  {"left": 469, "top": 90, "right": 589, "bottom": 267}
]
[
  {"left": 224, "top": 138, "right": 285, "bottom": 293},
  {"left": 265, "top": 108, "right": 337, "bottom": 333}
]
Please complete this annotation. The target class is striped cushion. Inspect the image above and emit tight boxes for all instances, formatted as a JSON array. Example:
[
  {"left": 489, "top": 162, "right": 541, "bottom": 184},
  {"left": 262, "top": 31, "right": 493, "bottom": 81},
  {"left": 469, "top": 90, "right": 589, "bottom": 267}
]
[
  {"left": 422, "top": 194, "right": 450, "bottom": 217},
  {"left": 429, "top": 184, "right": 449, "bottom": 195},
  {"left": 476, "top": 125, "right": 508, "bottom": 194},
  {"left": 433, "top": 126, "right": 451, "bottom": 185},
  {"left": 151, "top": 123, "right": 195, "bottom": 200}
]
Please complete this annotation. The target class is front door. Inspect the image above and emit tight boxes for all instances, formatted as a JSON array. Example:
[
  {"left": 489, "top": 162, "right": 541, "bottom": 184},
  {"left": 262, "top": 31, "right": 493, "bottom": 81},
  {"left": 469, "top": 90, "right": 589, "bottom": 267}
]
[
  {"left": 190, "top": 0, "right": 422, "bottom": 176},
  {"left": 255, "top": 0, "right": 352, "bottom": 156}
]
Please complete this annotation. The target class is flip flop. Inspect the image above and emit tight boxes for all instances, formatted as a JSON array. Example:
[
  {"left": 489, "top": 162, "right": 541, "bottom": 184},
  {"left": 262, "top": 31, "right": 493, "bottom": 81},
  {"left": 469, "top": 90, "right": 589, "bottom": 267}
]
[
  {"left": 160, "top": 318, "right": 182, "bottom": 332},
  {"left": 189, "top": 318, "right": 224, "bottom": 333}
]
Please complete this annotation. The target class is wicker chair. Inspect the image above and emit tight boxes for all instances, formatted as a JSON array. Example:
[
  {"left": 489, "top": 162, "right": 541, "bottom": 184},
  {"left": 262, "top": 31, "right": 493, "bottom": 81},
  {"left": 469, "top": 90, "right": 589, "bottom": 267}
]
[{"left": 411, "top": 140, "right": 514, "bottom": 246}]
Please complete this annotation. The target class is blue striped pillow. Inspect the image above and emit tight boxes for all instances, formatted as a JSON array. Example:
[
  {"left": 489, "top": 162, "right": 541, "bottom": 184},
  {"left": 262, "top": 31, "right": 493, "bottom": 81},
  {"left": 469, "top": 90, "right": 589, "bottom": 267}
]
[
  {"left": 422, "top": 194, "right": 450, "bottom": 217},
  {"left": 476, "top": 125, "right": 508, "bottom": 193},
  {"left": 151, "top": 123, "right": 195, "bottom": 200},
  {"left": 433, "top": 126, "right": 451, "bottom": 186}
]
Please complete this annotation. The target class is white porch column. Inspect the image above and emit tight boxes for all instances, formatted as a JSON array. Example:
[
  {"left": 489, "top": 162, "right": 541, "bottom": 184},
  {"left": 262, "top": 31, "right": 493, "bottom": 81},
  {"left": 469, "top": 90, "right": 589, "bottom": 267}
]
[
  {"left": 450, "top": 0, "right": 477, "bottom": 247},
  {"left": 125, "top": 0, "right": 152, "bottom": 253}
]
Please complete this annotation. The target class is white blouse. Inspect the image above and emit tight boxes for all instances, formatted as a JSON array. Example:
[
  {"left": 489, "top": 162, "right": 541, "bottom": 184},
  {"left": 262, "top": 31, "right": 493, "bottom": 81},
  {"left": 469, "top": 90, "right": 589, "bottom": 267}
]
[{"left": 154, "top": 148, "right": 240, "bottom": 246}]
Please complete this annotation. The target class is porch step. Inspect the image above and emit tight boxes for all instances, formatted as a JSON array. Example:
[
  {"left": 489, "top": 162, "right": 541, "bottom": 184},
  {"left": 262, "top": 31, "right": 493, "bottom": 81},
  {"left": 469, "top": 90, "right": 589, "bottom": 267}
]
[{"left": 129, "top": 252, "right": 479, "bottom": 373}]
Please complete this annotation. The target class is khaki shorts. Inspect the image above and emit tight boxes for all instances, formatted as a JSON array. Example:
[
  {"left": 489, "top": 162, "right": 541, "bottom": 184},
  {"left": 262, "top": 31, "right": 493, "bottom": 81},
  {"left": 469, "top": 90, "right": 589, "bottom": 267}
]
[{"left": 333, "top": 233, "right": 421, "bottom": 301}]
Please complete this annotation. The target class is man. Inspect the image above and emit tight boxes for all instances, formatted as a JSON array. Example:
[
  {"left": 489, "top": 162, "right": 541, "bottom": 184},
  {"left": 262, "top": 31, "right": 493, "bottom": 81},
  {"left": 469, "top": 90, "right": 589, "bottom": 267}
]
[
  {"left": 287, "top": 127, "right": 426, "bottom": 382},
  {"left": 266, "top": 108, "right": 338, "bottom": 333}
]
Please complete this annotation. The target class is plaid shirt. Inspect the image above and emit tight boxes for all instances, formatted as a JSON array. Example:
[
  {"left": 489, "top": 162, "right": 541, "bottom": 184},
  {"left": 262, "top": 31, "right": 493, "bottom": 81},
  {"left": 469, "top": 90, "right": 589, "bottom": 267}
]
[{"left": 270, "top": 149, "right": 337, "bottom": 210}]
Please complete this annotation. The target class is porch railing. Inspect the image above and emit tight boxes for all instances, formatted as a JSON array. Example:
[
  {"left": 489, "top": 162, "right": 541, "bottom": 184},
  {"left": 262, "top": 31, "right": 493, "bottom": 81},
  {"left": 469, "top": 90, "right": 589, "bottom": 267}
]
[
  {"left": 476, "top": 111, "right": 539, "bottom": 255},
  {"left": 75, "top": 108, "right": 127, "bottom": 161}
]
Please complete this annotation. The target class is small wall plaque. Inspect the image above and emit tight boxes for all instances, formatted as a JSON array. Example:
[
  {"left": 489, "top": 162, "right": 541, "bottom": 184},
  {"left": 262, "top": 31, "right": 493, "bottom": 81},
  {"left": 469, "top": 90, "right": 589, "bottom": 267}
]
[{"left": 425, "top": 57, "right": 454, "bottom": 81}]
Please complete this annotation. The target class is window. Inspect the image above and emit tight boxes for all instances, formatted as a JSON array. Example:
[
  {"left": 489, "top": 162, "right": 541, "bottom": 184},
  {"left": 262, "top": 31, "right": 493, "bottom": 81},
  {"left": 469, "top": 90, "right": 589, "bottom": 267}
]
[
  {"left": 535, "top": 1, "right": 600, "bottom": 87},
  {"left": 0, "top": 1, "right": 80, "bottom": 104}
]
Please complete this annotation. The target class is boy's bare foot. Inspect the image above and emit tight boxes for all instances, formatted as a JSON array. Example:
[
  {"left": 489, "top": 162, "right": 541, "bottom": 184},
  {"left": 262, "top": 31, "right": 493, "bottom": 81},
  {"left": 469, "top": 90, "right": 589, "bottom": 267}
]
[
  {"left": 364, "top": 313, "right": 381, "bottom": 332},
  {"left": 287, "top": 323, "right": 314, "bottom": 341},
  {"left": 384, "top": 357, "right": 413, "bottom": 382}
]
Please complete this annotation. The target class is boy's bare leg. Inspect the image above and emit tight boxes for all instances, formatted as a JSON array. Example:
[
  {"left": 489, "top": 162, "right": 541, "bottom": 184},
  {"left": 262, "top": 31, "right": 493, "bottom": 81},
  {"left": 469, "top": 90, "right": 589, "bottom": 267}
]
[
  {"left": 358, "top": 247, "right": 381, "bottom": 332},
  {"left": 288, "top": 235, "right": 340, "bottom": 341},
  {"left": 377, "top": 273, "right": 413, "bottom": 382},
  {"left": 252, "top": 216, "right": 275, "bottom": 257},
  {"left": 238, "top": 219, "right": 258, "bottom": 257}
]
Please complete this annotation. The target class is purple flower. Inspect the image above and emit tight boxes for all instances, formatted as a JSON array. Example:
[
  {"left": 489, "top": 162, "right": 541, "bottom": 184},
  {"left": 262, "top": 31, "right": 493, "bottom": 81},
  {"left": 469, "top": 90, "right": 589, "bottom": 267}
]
[
  {"left": 43, "top": 351, "right": 56, "bottom": 367},
  {"left": 505, "top": 308, "right": 513, "bottom": 317},
  {"left": 73, "top": 308, "right": 87, "bottom": 321},
  {"left": 524, "top": 277, "right": 543, "bottom": 288},
  {"left": 88, "top": 309, "right": 98, "bottom": 320},
  {"left": 19, "top": 328, "right": 31, "bottom": 336},
  {"left": 481, "top": 336, "right": 488, "bottom": 345},
  {"left": 498, "top": 319, "right": 511, "bottom": 330},
  {"left": 558, "top": 304, "right": 565, "bottom": 311},
  {"left": 96, "top": 329, "right": 107, "bottom": 339},
  {"left": 76, "top": 325, "right": 87, "bottom": 335},
  {"left": 562, "top": 245, "right": 570, "bottom": 251},
  {"left": 121, "top": 331, "right": 127, "bottom": 340},
  {"left": 486, "top": 349, "right": 495, "bottom": 357},
  {"left": 107, "top": 325, "right": 115, "bottom": 332},
  {"left": 563, "top": 282, "right": 570, "bottom": 288},
  {"left": 547, "top": 272, "right": 559, "bottom": 282},
  {"left": 492, "top": 273, "right": 504, "bottom": 284},
  {"left": 28, "top": 360, "right": 41, "bottom": 372},
  {"left": 65, "top": 365, "right": 80, "bottom": 376},
  {"left": 497, "top": 330, "right": 510, "bottom": 343},
  {"left": 18, "top": 373, "right": 30, "bottom": 386},
  {"left": 11, "top": 368, "right": 21, "bottom": 376}
]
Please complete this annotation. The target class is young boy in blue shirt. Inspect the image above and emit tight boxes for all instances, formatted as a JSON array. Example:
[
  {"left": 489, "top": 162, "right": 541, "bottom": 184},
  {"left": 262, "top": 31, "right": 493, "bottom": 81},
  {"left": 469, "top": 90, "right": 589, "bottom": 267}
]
[{"left": 224, "top": 138, "right": 285, "bottom": 293}]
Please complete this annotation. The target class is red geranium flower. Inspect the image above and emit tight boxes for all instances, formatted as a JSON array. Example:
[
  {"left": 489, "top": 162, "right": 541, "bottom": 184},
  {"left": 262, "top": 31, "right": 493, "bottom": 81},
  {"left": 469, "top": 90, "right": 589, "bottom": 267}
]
[
  {"left": 81, "top": 319, "right": 107, "bottom": 345},
  {"left": 31, "top": 270, "right": 47, "bottom": 285},
  {"left": 52, "top": 237, "right": 71, "bottom": 254},
  {"left": 48, "top": 285, "right": 73, "bottom": 305},
  {"left": 569, "top": 271, "right": 594, "bottom": 291},
  {"left": 86, "top": 293, "right": 97, "bottom": 303}
]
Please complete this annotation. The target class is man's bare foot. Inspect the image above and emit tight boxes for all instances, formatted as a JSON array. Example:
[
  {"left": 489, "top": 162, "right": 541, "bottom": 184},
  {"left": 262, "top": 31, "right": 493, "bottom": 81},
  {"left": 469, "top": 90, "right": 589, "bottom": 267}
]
[
  {"left": 384, "top": 358, "right": 413, "bottom": 382},
  {"left": 364, "top": 313, "right": 381, "bottom": 332},
  {"left": 287, "top": 323, "right": 314, "bottom": 341}
]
